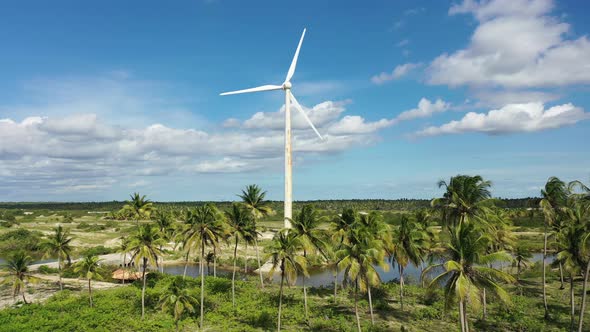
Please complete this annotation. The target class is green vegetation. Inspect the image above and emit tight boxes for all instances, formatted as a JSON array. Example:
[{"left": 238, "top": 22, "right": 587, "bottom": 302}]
[{"left": 0, "top": 178, "right": 589, "bottom": 331}]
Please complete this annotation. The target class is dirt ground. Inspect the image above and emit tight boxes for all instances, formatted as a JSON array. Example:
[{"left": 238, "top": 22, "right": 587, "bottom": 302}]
[{"left": 0, "top": 274, "right": 123, "bottom": 309}]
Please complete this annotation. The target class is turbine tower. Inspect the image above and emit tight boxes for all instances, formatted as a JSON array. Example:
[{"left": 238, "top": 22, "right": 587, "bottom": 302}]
[{"left": 220, "top": 28, "right": 323, "bottom": 229}]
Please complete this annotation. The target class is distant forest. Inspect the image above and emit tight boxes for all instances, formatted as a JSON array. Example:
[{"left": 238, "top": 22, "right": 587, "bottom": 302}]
[{"left": 0, "top": 198, "right": 540, "bottom": 211}]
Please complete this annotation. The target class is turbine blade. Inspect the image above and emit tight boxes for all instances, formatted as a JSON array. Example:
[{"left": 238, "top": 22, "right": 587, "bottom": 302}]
[
  {"left": 290, "top": 93, "right": 324, "bottom": 140},
  {"left": 285, "top": 28, "right": 306, "bottom": 83},
  {"left": 220, "top": 84, "right": 283, "bottom": 96}
]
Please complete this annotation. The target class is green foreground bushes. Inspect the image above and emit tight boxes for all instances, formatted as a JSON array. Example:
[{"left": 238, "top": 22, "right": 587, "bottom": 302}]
[{"left": 1, "top": 271, "right": 583, "bottom": 331}]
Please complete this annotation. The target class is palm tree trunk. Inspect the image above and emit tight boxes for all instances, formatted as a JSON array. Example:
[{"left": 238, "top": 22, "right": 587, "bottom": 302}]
[
  {"left": 303, "top": 251, "right": 308, "bottom": 323},
  {"left": 254, "top": 238, "right": 264, "bottom": 288},
  {"left": 183, "top": 251, "right": 189, "bottom": 280},
  {"left": 399, "top": 265, "right": 405, "bottom": 311},
  {"left": 141, "top": 257, "right": 147, "bottom": 319},
  {"left": 244, "top": 243, "right": 248, "bottom": 273},
  {"left": 578, "top": 259, "right": 590, "bottom": 332},
  {"left": 482, "top": 288, "right": 487, "bottom": 320},
  {"left": 159, "top": 245, "right": 164, "bottom": 273},
  {"left": 368, "top": 285, "right": 374, "bottom": 325},
  {"left": 88, "top": 278, "right": 93, "bottom": 308},
  {"left": 213, "top": 246, "right": 217, "bottom": 278},
  {"left": 571, "top": 275, "right": 576, "bottom": 332},
  {"left": 464, "top": 299, "right": 470, "bottom": 332},
  {"left": 122, "top": 253, "right": 126, "bottom": 285},
  {"left": 278, "top": 264, "right": 285, "bottom": 332},
  {"left": 200, "top": 242, "right": 205, "bottom": 329},
  {"left": 543, "top": 222, "right": 550, "bottom": 318},
  {"left": 58, "top": 256, "right": 63, "bottom": 291},
  {"left": 22, "top": 292, "right": 27, "bottom": 304},
  {"left": 459, "top": 300, "right": 466, "bottom": 332},
  {"left": 232, "top": 237, "right": 238, "bottom": 308},
  {"left": 354, "top": 278, "right": 361, "bottom": 332},
  {"left": 560, "top": 261, "right": 565, "bottom": 290},
  {"left": 333, "top": 266, "right": 338, "bottom": 303}
]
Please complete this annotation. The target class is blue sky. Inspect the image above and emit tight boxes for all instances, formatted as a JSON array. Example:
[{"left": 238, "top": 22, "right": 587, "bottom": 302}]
[{"left": 0, "top": 0, "right": 589, "bottom": 201}]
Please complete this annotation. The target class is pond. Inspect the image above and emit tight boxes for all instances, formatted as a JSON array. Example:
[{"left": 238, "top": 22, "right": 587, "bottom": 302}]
[{"left": 163, "top": 253, "right": 553, "bottom": 288}]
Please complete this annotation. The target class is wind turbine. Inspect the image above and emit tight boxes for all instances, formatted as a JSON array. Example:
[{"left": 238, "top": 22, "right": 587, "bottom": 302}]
[{"left": 220, "top": 28, "right": 324, "bottom": 229}]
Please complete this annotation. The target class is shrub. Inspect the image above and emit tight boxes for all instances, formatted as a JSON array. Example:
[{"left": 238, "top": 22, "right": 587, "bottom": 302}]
[{"left": 38, "top": 265, "right": 59, "bottom": 274}]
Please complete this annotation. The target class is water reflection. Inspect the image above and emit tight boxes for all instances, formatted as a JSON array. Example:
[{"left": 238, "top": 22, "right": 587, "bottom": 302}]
[{"left": 163, "top": 253, "right": 553, "bottom": 288}]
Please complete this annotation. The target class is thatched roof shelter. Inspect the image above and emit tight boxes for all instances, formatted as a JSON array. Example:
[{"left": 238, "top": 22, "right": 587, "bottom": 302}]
[{"left": 112, "top": 269, "right": 144, "bottom": 281}]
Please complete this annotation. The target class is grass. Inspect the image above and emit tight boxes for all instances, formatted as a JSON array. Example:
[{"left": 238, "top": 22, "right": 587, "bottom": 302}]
[{"left": 1, "top": 267, "right": 588, "bottom": 331}]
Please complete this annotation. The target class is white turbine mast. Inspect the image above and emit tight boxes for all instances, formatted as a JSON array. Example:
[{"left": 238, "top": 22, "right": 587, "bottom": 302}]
[{"left": 220, "top": 28, "right": 324, "bottom": 229}]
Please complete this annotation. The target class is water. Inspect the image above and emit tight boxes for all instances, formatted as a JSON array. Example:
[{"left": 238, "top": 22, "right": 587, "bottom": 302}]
[{"left": 163, "top": 253, "right": 554, "bottom": 288}]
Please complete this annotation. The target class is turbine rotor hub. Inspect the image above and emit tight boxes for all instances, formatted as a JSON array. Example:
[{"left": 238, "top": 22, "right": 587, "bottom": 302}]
[{"left": 283, "top": 81, "right": 292, "bottom": 89}]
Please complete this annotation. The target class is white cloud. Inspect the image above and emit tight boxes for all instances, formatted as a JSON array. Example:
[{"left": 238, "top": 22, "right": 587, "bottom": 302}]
[
  {"left": 471, "top": 89, "right": 560, "bottom": 107},
  {"left": 327, "top": 116, "right": 393, "bottom": 135},
  {"left": 396, "top": 39, "right": 409, "bottom": 47},
  {"left": 394, "top": 98, "right": 450, "bottom": 122},
  {"left": 371, "top": 63, "right": 421, "bottom": 84},
  {"left": 415, "top": 102, "right": 589, "bottom": 136},
  {"left": 242, "top": 101, "right": 347, "bottom": 130},
  {"left": 428, "top": 0, "right": 590, "bottom": 88}
]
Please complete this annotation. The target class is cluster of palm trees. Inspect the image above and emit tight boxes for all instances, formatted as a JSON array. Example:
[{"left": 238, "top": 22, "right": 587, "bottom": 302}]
[
  {"left": 117, "top": 185, "right": 273, "bottom": 329},
  {"left": 2, "top": 176, "right": 589, "bottom": 332},
  {"left": 539, "top": 177, "right": 590, "bottom": 331}
]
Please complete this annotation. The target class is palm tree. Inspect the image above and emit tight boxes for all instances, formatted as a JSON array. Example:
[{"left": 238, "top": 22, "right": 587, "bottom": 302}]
[
  {"left": 226, "top": 203, "right": 256, "bottom": 308},
  {"left": 513, "top": 245, "right": 533, "bottom": 282},
  {"left": 387, "top": 215, "right": 426, "bottom": 311},
  {"left": 266, "top": 229, "right": 308, "bottom": 332},
  {"left": 154, "top": 211, "right": 174, "bottom": 273},
  {"left": 540, "top": 176, "right": 567, "bottom": 318},
  {"left": 239, "top": 184, "right": 274, "bottom": 288},
  {"left": 336, "top": 223, "right": 386, "bottom": 332},
  {"left": 432, "top": 175, "right": 493, "bottom": 227},
  {"left": 74, "top": 254, "right": 103, "bottom": 307},
  {"left": 205, "top": 252, "right": 215, "bottom": 275},
  {"left": 182, "top": 204, "right": 226, "bottom": 329},
  {"left": 160, "top": 277, "right": 199, "bottom": 332},
  {"left": 1, "top": 252, "right": 36, "bottom": 304},
  {"left": 116, "top": 237, "right": 130, "bottom": 284},
  {"left": 330, "top": 208, "right": 357, "bottom": 301},
  {"left": 122, "top": 192, "right": 156, "bottom": 224},
  {"left": 557, "top": 198, "right": 590, "bottom": 331},
  {"left": 128, "top": 224, "right": 166, "bottom": 319},
  {"left": 291, "top": 205, "right": 327, "bottom": 322},
  {"left": 40, "top": 225, "right": 73, "bottom": 291},
  {"left": 423, "top": 222, "right": 515, "bottom": 332}
]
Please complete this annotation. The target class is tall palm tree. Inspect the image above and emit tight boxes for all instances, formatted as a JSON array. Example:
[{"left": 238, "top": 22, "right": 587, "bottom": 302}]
[
  {"left": 557, "top": 198, "right": 590, "bottom": 331},
  {"left": 154, "top": 211, "right": 174, "bottom": 273},
  {"left": 423, "top": 222, "right": 515, "bottom": 332},
  {"left": 432, "top": 175, "right": 493, "bottom": 227},
  {"left": 337, "top": 224, "right": 386, "bottom": 332},
  {"left": 540, "top": 176, "right": 567, "bottom": 318},
  {"left": 226, "top": 203, "right": 256, "bottom": 308},
  {"left": 116, "top": 237, "right": 130, "bottom": 284},
  {"left": 239, "top": 184, "right": 274, "bottom": 288},
  {"left": 1, "top": 252, "right": 36, "bottom": 304},
  {"left": 387, "top": 215, "right": 426, "bottom": 311},
  {"left": 128, "top": 224, "right": 166, "bottom": 319},
  {"left": 74, "top": 254, "right": 103, "bottom": 308},
  {"left": 329, "top": 208, "right": 358, "bottom": 301},
  {"left": 266, "top": 229, "right": 308, "bottom": 332},
  {"left": 123, "top": 192, "right": 156, "bottom": 224},
  {"left": 291, "top": 205, "right": 327, "bottom": 322},
  {"left": 40, "top": 225, "right": 73, "bottom": 291},
  {"left": 160, "top": 277, "right": 199, "bottom": 332},
  {"left": 182, "top": 204, "right": 226, "bottom": 329}
]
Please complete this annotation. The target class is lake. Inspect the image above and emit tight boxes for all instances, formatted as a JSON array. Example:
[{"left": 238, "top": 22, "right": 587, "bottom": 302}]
[{"left": 163, "top": 253, "right": 553, "bottom": 287}]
